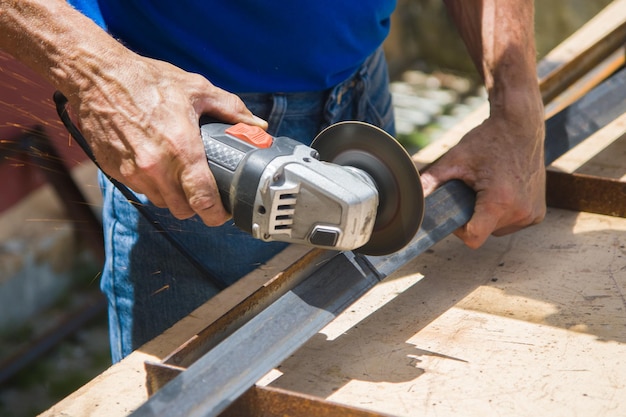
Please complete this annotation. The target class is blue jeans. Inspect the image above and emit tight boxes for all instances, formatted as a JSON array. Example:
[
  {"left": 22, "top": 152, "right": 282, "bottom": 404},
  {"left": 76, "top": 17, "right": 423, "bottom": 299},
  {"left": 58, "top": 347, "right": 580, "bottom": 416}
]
[{"left": 99, "top": 47, "right": 395, "bottom": 362}]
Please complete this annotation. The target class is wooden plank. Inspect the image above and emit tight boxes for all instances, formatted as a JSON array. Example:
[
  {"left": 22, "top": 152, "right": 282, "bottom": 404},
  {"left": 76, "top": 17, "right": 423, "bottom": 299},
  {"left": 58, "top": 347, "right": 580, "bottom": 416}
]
[
  {"left": 549, "top": 112, "right": 626, "bottom": 174},
  {"left": 413, "top": 0, "right": 626, "bottom": 169},
  {"left": 575, "top": 134, "right": 626, "bottom": 180},
  {"left": 537, "top": 0, "right": 626, "bottom": 104},
  {"left": 265, "top": 208, "right": 626, "bottom": 416}
]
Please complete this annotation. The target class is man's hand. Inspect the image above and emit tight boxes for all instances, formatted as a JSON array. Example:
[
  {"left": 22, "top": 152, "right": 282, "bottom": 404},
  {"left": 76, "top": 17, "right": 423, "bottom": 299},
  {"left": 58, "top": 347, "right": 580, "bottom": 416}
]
[
  {"left": 72, "top": 54, "right": 266, "bottom": 226},
  {"left": 420, "top": 112, "right": 546, "bottom": 248},
  {"left": 1, "top": 0, "right": 266, "bottom": 226},
  {"left": 431, "top": 0, "right": 546, "bottom": 247}
]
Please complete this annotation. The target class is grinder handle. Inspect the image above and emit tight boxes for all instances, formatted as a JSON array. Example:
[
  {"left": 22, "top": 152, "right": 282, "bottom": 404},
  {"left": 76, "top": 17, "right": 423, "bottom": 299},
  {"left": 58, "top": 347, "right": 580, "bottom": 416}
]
[{"left": 200, "top": 122, "right": 274, "bottom": 213}]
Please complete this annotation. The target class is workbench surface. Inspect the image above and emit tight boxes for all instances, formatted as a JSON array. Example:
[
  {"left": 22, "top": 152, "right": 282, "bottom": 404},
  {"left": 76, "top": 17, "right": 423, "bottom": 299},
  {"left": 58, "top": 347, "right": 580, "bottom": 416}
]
[
  {"left": 263, "top": 208, "right": 626, "bottom": 417},
  {"left": 42, "top": 206, "right": 626, "bottom": 417}
]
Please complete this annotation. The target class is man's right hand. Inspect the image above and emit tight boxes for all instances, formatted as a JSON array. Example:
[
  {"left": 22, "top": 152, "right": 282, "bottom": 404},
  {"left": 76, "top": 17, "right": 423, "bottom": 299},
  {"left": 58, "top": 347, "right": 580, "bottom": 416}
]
[
  {"left": 1, "top": 0, "right": 267, "bottom": 226},
  {"left": 71, "top": 53, "right": 267, "bottom": 226}
]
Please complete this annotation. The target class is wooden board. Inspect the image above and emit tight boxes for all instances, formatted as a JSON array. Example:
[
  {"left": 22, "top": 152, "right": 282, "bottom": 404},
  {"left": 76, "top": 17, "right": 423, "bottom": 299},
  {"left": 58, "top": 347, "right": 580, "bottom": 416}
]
[
  {"left": 413, "top": 0, "right": 626, "bottom": 170},
  {"left": 260, "top": 208, "right": 626, "bottom": 416},
  {"left": 549, "top": 112, "right": 626, "bottom": 179},
  {"left": 41, "top": 207, "right": 626, "bottom": 417}
]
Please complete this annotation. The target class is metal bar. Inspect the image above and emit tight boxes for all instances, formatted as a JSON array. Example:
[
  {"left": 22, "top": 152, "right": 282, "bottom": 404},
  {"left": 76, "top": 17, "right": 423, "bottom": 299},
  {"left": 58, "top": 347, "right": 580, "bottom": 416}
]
[
  {"left": 546, "top": 170, "right": 626, "bottom": 218},
  {"left": 145, "top": 248, "right": 337, "bottom": 395},
  {"left": 364, "top": 180, "right": 474, "bottom": 276},
  {"left": 539, "top": 22, "right": 626, "bottom": 105},
  {"left": 221, "top": 385, "right": 395, "bottom": 417},
  {"left": 130, "top": 180, "right": 474, "bottom": 417},
  {"left": 161, "top": 249, "right": 336, "bottom": 369},
  {"left": 544, "top": 47, "right": 626, "bottom": 119}
]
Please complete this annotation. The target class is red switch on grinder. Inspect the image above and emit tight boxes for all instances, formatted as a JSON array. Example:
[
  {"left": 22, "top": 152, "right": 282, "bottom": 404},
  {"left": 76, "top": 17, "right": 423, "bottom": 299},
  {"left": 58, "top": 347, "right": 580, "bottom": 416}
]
[{"left": 225, "top": 123, "right": 273, "bottom": 148}]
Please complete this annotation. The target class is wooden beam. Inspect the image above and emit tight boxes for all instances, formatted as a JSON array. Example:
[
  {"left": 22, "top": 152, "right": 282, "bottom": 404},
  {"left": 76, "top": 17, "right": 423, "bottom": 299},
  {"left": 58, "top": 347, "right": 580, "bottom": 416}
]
[
  {"left": 537, "top": 0, "right": 626, "bottom": 104},
  {"left": 414, "top": 0, "right": 626, "bottom": 169}
]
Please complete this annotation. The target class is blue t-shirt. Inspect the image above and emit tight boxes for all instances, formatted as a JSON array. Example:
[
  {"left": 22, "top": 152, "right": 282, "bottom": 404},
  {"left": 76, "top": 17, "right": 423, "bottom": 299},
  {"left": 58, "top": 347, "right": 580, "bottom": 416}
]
[{"left": 68, "top": 0, "right": 395, "bottom": 92}]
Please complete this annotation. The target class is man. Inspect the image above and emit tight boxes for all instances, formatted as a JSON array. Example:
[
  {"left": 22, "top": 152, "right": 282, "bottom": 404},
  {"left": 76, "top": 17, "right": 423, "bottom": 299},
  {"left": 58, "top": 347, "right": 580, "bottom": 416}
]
[{"left": 0, "top": 0, "right": 545, "bottom": 363}]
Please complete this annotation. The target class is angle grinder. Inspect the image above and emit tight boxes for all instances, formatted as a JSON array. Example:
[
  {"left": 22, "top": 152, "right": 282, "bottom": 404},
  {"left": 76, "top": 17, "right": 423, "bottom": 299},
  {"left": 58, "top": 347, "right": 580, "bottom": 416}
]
[{"left": 202, "top": 121, "right": 424, "bottom": 255}]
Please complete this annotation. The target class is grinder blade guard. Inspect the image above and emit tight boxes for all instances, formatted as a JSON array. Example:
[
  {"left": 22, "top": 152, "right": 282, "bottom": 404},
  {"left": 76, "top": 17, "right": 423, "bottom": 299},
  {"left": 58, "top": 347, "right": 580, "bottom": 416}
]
[{"left": 312, "top": 121, "right": 425, "bottom": 255}]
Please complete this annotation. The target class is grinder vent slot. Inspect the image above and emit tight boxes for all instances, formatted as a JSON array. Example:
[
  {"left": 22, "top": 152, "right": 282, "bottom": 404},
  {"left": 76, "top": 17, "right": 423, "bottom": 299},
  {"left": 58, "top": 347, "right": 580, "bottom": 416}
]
[{"left": 269, "top": 189, "right": 298, "bottom": 236}]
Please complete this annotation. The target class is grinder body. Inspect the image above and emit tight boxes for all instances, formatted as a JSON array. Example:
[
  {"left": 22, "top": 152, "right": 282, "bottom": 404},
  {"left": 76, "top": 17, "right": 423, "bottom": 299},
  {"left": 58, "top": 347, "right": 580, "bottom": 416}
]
[
  {"left": 201, "top": 123, "right": 379, "bottom": 252},
  {"left": 50, "top": 90, "right": 422, "bottom": 256}
]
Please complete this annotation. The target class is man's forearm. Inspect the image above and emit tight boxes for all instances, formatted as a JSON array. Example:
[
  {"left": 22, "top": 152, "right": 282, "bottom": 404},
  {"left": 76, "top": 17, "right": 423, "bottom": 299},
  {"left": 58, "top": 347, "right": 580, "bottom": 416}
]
[
  {"left": 443, "top": 0, "right": 542, "bottom": 122},
  {"left": 0, "top": 0, "right": 130, "bottom": 100},
  {"left": 420, "top": 1, "right": 546, "bottom": 248}
]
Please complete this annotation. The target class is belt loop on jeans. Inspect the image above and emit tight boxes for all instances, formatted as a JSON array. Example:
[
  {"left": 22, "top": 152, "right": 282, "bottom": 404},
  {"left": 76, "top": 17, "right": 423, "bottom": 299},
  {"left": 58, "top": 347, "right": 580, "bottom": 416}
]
[
  {"left": 327, "top": 48, "right": 378, "bottom": 109},
  {"left": 268, "top": 93, "right": 288, "bottom": 135}
]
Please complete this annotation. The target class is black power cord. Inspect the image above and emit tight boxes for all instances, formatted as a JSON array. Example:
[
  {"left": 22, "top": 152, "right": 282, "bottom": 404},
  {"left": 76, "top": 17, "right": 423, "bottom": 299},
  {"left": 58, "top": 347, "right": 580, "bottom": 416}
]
[{"left": 53, "top": 91, "right": 228, "bottom": 290}]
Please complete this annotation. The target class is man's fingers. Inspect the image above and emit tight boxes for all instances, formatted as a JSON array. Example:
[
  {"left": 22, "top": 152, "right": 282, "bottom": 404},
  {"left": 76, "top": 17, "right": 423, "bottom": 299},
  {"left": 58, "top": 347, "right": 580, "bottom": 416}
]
[
  {"left": 455, "top": 192, "right": 546, "bottom": 248},
  {"left": 418, "top": 171, "right": 441, "bottom": 196},
  {"left": 119, "top": 142, "right": 229, "bottom": 224},
  {"left": 136, "top": 171, "right": 229, "bottom": 225},
  {"left": 453, "top": 202, "right": 500, "bottom": 249},
  {"left": 420, "top": 153, "right": 470, "bottom": 196},
  {"left": 194, "top": 82, "right": 268, "bottom": 129},
  {"left": 80, "top": 63, "right": 259, "bottom": 226},
  {"left": 156, "top": 179, "right": 196, "bottom": 220},
  {"left": 179, "top": 162, "right": 230, "bottom": 226},
  {"left": 149, "top": 165, "right": 229, "bottom": 225}
]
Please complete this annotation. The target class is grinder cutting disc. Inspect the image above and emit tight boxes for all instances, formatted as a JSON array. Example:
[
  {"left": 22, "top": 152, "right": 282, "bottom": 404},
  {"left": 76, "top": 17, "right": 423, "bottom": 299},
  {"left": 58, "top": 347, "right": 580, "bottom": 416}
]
[{"left": 312, "top": 121, "right": 424, "bottom": 255}]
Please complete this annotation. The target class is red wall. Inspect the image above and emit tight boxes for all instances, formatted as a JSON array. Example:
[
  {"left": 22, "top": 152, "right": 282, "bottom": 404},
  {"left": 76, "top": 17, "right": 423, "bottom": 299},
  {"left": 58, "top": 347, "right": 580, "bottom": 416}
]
[{"left": 0, "top": 51, "right": 88, "bottom": 213}]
